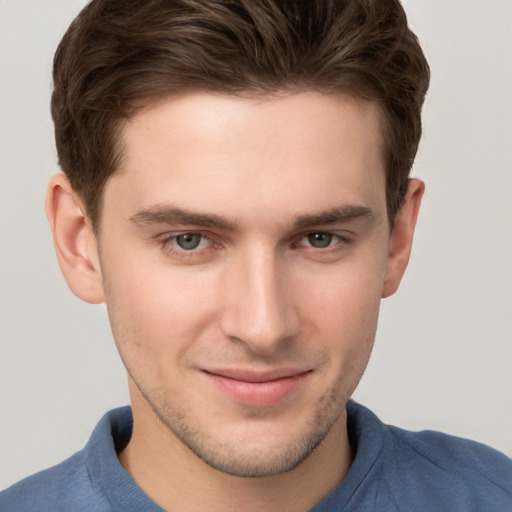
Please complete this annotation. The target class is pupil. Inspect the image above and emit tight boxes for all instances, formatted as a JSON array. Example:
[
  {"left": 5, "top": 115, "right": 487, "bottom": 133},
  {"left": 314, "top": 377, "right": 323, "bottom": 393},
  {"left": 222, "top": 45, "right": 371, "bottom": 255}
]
[
  {"left": 308, "top": 233, "right": 332, "bottom": 248},
  {"left": 177, "top": 233, "right": 201, "bottom": 250}
]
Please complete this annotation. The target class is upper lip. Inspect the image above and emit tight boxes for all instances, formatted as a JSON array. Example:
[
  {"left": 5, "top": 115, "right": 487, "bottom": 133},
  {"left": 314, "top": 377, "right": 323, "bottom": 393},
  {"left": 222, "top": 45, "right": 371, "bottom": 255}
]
[{"left": 203, "top": 368, "right": 311, "bottom": 383}]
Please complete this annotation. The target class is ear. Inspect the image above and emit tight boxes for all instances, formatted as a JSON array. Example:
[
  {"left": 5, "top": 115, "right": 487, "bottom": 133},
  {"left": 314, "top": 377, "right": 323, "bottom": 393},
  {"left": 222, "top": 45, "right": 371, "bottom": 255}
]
[
  {"left": 382, "top": 178, "right": 424, "bottom": 298},
  {"left": 45, "top": 173, "right": 105, "bottom": 304}
]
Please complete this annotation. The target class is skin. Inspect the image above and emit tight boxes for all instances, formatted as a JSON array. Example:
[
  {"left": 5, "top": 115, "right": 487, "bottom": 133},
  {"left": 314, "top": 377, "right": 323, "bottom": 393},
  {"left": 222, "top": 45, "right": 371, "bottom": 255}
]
[{"left": 46, "top": 92, "right": 423, "bottom": 512}]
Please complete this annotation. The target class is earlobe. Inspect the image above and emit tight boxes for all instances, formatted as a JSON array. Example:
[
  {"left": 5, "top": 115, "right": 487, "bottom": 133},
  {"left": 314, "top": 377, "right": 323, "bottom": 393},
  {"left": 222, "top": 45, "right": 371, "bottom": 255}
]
[
  {"left": 45, "top": 173, "right": 105, "bottom": 304},
  {"left": 382, "top": 178, "right": 424, "bottom": 298}
]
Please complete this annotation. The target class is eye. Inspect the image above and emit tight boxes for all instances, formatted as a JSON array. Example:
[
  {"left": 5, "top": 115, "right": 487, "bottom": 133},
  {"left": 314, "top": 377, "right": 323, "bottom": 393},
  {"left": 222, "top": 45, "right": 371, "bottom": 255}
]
[
  {"left": 305, "top": 232, "right": 334, "bottom": 248},
  {"left": 158, "top": 231, "right": 222, "bottom": 263},
  {"left": 174, "top": 233, "right": 208, "bottom": 250},
  {"left": 292, "top": 231, "right": 351, "bottom": 259}
]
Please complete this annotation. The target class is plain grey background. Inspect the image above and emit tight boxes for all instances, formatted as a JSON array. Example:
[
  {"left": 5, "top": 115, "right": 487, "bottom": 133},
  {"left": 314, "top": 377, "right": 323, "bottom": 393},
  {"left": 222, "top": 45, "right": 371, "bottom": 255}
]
[{"left": 1, "top": 0, "right": 511, "bottom": 490}]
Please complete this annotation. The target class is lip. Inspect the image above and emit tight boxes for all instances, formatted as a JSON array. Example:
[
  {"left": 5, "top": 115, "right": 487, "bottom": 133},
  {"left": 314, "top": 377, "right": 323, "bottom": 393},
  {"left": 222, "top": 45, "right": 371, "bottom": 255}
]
[{"left": 202, "top": 368, "right": 311, "bottom": 407}]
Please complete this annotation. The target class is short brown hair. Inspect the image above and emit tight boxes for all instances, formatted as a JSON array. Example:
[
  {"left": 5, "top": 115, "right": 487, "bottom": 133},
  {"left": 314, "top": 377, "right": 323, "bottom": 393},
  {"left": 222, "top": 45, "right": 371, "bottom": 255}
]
[{"left": 51, "top": 0, "right": 429, "bottom": 229}]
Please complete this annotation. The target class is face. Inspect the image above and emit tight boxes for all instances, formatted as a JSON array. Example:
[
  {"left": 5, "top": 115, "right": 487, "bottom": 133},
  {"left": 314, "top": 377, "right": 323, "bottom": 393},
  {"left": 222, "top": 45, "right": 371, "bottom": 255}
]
[{"left": 97, "top": 92, "right": 392, "bottom": 477}]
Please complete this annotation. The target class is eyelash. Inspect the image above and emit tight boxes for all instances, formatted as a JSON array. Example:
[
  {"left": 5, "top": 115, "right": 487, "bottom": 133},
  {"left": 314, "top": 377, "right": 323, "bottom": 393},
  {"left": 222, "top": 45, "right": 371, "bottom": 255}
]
[
  {"left": 158, "top": 232, "right": 220, "bottom": 260},
  {"left": 294, "top": 232, "right": 351, "bottom": 250},
  {"left": 158, "top": 231, "right": 352, "bottom": 260}
]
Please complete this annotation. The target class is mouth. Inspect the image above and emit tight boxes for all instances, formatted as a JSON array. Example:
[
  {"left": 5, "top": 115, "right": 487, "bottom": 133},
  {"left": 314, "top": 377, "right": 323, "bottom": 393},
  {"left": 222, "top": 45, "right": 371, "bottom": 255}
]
[{"left": 202, "top": 368, "right": 312, "bottom": 407}]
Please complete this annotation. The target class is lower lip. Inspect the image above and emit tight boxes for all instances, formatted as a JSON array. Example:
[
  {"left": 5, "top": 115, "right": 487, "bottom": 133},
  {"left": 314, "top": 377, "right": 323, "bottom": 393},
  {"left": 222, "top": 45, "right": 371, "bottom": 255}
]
[{"left": 203, "top": 372, "right": 310, "bottom": 407}]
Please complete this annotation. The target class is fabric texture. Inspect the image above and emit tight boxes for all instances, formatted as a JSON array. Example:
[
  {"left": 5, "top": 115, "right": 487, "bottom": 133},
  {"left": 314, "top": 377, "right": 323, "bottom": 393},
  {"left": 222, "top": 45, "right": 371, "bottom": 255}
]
[{"left": 1, "top": 401, "right": 511, "bottom": 511}]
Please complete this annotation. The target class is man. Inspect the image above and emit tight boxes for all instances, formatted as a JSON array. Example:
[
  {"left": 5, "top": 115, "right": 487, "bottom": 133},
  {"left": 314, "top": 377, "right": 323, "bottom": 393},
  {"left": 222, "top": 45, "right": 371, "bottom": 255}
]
[{"left": 1, "top": 0, "right": 510, "bottom": 510}]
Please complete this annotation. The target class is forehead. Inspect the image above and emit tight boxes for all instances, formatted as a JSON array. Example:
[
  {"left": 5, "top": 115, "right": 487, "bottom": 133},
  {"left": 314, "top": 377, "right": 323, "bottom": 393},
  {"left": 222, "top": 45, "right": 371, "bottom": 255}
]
[{"left": 105, "top": 92, "right": 387, "bottom": 228}]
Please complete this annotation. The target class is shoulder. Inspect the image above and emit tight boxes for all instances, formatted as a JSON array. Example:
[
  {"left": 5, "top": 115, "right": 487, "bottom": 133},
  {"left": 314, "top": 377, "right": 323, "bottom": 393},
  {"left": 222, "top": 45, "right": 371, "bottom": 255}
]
[
  {"left": 344, "top": 401, "right": 512, "bottom": 511},
  {"left": 390, "top": 425, "right": 512, "bottom": 485},
  {"left": 0, "top": 407, "right": 133, "bottom": 512},
  {"left": 0, "top": 451, "right": 111, "bottom": 512},
  {"left": 383, "top": 422, "right": 512, "bottom": 509}
]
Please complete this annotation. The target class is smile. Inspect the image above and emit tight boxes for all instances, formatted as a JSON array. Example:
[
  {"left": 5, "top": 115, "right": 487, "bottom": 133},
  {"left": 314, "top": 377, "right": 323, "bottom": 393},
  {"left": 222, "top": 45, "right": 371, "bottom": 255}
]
[{"left": 202, "top": 368, "right": 311, "bottom": 407}]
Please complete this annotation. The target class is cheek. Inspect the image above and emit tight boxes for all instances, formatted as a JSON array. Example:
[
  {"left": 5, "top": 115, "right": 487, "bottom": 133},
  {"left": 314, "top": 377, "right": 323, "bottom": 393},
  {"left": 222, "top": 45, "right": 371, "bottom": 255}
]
[
  {"left": 299, "top": 258, "right": 384, "bottom": 372},
  {"left": 303, "top": 256, "right": 384, "bottom": 325},
  {"left": 102, "top": 252, "right": 220, "bottom": 362}
]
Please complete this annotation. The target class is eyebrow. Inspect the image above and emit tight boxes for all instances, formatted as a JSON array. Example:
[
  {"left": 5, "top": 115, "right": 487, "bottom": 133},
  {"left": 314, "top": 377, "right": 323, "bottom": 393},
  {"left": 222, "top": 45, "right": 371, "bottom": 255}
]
[
  {"left": 129, "top": 204, "right": 375, "bottom": 231},
  {"left": 130, "top": 206, "right": 238, "bottom": 231},
  {"left": 292, "top": 205, "right": 375, "bottom": 228}
]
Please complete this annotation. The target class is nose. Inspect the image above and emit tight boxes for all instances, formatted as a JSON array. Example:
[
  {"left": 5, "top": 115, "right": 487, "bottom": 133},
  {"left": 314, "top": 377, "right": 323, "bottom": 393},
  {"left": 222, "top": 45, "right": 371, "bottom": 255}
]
[{"left": 219, "top": 245, "right": 300, "bottom": 355}]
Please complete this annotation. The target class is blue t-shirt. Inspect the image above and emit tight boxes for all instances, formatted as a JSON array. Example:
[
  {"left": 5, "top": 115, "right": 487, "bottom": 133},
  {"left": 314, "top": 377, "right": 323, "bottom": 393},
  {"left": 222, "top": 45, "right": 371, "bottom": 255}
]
[{"left": 1, "top": 401, "right": 511, "bottom": 511}]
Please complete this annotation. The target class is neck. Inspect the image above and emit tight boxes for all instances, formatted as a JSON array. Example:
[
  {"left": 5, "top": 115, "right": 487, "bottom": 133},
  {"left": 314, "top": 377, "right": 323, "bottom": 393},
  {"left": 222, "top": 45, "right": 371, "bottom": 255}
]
[{"left": 119, "top": 390, "right": 353, "bottom": 512}]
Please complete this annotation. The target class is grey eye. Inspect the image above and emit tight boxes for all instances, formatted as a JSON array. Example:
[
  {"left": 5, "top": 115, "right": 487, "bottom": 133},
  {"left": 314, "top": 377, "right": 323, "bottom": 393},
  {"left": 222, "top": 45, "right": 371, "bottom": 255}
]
[
  {"left": 307, "top": 233, "right": 333, "bottom": 248},
  {"left": 176, "top": 233, "right": 203, "bottom": 250}
]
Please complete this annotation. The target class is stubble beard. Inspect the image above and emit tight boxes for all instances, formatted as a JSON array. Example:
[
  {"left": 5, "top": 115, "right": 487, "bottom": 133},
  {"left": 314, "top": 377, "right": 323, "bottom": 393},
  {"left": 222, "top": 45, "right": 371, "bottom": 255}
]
[
  {"left": 129, "top": 372, "right": 347, "bottom": 478},
  {"left": 102, "top": 283, "right": 348, "bottom": 477}
]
